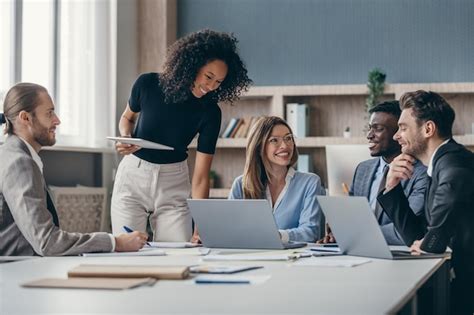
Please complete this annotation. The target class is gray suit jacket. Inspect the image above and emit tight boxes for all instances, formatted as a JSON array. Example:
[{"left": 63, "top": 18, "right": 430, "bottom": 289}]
[
  {"left": 0, "top": 135, "right": 112, "bottom": 256},
  {"left": 349, "top": 157, "right": 428, "bottom": 245}
]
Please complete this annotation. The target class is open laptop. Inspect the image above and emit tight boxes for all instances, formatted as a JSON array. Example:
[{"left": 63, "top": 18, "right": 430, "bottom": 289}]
[
  {"left": 187, "top": 199, "right": 306, "bottom": 249},
  {"left": 316, "top": 196, "right": 448, "bottom": 260}
]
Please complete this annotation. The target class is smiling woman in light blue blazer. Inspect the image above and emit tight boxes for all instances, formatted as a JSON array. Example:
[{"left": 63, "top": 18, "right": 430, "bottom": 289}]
[{"left": 229, "top": 116, "right": 325, "bottom": 243}]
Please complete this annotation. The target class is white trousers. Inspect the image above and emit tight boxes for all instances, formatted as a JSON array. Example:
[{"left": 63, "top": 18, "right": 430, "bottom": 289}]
[{"left": 111, "top": 154, "right": 192, "bottom": 241}]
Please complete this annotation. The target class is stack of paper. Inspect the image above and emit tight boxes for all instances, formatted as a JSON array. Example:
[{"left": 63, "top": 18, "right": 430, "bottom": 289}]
[{"left": 81, "top": 248, "right": 165, "bottom": 257}]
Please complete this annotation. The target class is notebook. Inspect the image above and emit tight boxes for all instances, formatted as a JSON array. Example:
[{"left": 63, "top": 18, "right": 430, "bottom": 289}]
[
  {"left": 187, "top": 199, "right": 306, "bottom": 250},
  {"left": 316, "top": 196, "right": 448, "bottom": 260},
  {"left": 22, "top": 277, "right": 156, "bottom": 290},
  {"left": 68, "top": 264, "right": 190, "bottom": 280}
]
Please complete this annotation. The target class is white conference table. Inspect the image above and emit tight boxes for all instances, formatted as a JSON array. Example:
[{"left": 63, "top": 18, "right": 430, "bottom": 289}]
[{"left": 0, "top": 248, "right": 449, "bottom": 315}]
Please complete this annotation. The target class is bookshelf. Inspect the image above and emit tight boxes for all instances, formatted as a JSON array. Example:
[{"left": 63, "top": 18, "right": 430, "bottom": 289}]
[{"left": 187, "top": 83, "right": 474, "bottom": 198}]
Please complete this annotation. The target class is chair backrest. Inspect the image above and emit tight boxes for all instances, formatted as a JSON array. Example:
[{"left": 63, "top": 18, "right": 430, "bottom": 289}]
[{"left": 49, "top": 186, "right": 107, "bottom": 233}]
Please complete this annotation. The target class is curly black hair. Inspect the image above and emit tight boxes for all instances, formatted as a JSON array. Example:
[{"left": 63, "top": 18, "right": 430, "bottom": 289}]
[{"left": 160, "top": 29, "right": 252, "bottom": 104}]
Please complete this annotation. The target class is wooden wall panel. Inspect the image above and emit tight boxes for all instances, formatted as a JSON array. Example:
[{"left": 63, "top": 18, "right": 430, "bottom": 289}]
[{"left": 138, "top": 0, "right": 177, "bottom": 73}]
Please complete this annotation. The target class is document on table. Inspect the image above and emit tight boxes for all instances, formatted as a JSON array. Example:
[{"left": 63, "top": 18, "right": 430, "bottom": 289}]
[
  {"left": 193, "top": 275, "right": 271, "bottom": 285},
  {"left": 292, "top": 256, "right": 371, "bottom": 267},
  {"left": 202, "top": 252, "right": 308, "bottom": 261},
  {"left": 146, "top": 242, "right": 202, "bottom": 248},
  {"left": 81, "top": 248, "right": 166, "bottom": 257}
]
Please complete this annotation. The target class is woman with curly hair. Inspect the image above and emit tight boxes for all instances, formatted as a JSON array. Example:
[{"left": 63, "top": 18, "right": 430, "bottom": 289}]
[
  {"left": 229, "top": 116, "right": 325, "bottom": 242},
  {"left": 111, "top": 29, "right": 252, "bottom": 242}
]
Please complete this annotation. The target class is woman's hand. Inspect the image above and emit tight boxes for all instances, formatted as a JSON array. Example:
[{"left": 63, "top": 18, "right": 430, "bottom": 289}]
[{"left": 115, "top": 140, "right": 141, "bottom": 155}]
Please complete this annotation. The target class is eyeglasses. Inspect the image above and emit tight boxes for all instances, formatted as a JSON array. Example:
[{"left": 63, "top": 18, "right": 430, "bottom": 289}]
[{"left": 267, "top": 134, "right": 295, "bottom": 146}]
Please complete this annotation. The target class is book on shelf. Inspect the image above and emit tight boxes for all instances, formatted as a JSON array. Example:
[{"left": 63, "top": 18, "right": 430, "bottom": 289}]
[
  {"left": 235, "top": 117, "right": 252, "bottom": 138},
  {"left": 286, "top": 103, "right": 309, "bottom": 138},
  {"left": 229, "top": 118, "right": 244, "bottom": 138},
  {"left": 221, "top": 118, "right": 239, "bottom": 138},
  {"left": 234, "top": 117, "right": 247, "bottom": 138}
]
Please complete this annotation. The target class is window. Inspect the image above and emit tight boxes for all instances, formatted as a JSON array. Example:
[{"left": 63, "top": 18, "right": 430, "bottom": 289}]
[
  {"left": 0, "top": 0, "right": 14, "bottom": 100},
  {"left": 0, "top": 0, "right": 116, "bottom": 148}
]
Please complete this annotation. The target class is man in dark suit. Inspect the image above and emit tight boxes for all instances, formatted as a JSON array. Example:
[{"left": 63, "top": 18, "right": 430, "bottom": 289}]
[
  {"left": 320, "top": 101, "right": 428, "bottom": 245},
  {"left": 378, "top": 90, "right": 474, "bottom": 314},
  {"left": 349, "top": 101, "right": 428, "bottom": 245},
  {"left": 0, "top": 82, "right": 148, "bottom": 256}
]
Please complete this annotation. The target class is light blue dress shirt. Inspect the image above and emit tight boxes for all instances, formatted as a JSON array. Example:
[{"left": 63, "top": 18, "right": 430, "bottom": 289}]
[
  {"left": 228, "top": 169, "right": 325, "bottom": 242},
  {"left": 368, "top": 157, "right": 388, "bottom": 212}
]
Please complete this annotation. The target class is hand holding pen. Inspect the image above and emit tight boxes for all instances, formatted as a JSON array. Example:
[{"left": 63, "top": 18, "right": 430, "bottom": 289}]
[{"left": 123, "top": 225, "right": 151, "bottom": 246}]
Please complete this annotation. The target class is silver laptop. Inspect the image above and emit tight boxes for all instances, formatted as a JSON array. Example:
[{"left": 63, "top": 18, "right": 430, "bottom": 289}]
[
  {"left": 187, "top": 199, "right": 306, "bottom": 249},
  {"left": 317, "top": 196, "right": 447, "bottom": 260}
]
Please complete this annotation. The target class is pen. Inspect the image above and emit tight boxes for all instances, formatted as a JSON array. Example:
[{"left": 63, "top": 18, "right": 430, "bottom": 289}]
[
  {"left": 341, "top": 182, "right": 349, "bottom": 195},
  {"left": 123, "top": 225, "right": 151, "bottom": 246},
  {"left": 195, "top": 279, "right": 250, "bottom": 284}
]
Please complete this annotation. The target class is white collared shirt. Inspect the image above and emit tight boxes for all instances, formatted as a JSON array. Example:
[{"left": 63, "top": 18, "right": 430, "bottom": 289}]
[
  {"left": 19, "top": 137, "right": 44, "bottom": 174},
  {"left": 265, "top": 167, "right": 296, "bottom": 243},
  {"left": 427, "top": 139, "right": 450, "bottom": 177},
  {"left": 18, "top": 137, "right": 116, "bottom": 251}
]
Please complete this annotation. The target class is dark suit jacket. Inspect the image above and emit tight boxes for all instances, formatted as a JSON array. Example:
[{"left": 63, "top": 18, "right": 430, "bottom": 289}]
[
  {"left": 378, "top": 140, "right": 474, "bottom": 283},
  {"left": 0, "top": 135, "right": 112, "bottom": 256},
  {"left": 350, "top": 157, "right": 428, "bottom": 245}
]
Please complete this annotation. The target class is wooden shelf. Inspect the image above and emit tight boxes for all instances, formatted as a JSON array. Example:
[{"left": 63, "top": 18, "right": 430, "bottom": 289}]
[
  {"left": 209, "top": 188, "right": 231, "bottom": 199},
  {"left": 185, "top": 82, "right": 474, "bottom": 188},
  {"left": 189, "top": 135, "right": 474, "bottom": 150}
]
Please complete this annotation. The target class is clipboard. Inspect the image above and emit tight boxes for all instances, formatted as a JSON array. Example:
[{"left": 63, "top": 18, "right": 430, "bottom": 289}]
[{"left": 107, "top": 136, "right": 174, "bottom": 150}]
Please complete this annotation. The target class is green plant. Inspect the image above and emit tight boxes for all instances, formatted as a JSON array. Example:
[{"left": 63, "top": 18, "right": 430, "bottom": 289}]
[
  {"left": 366, "top": 68, "right": 386, "bottom": 113},
  {"left": 209, "top": 170, "right": 218, "bottom": 188}
]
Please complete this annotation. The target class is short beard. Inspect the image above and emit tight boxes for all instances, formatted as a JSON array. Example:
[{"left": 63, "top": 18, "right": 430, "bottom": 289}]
[
  {"left": 403, "top": 133, "right": 427, "bottom": 159},
  {"left": 32, "top": 117, "right": 55, "bottom": 147}
]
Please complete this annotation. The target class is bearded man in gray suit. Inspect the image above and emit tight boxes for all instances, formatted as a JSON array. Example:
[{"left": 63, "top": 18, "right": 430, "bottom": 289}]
[
  {"left": 0, "top": 83, "right": 148, "bottom": 256},
  {"left": 320, "top": 101, "right": 428, "bottom": 245}
]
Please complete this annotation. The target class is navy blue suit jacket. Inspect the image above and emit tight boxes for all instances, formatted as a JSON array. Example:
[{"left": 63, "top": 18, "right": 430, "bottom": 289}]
[{"left": 350, "top": 157, "right": 428, "bottom": 245}]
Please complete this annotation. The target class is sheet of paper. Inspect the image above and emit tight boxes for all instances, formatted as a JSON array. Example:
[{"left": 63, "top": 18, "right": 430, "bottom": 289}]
[
  {"left": 146, "top": 242, "right": 201, "bottom": 248},
  {"left": 82, "top": 248, "right": 166, "bottom": 257},
  {"left": 193, "top": 275, "right": 270, "bottom": 285},
  {"left": 202, "top": 253, "right": 298, "bottom": 261},
  {"left": 292, "top": 256, "right": 371, "bottom": 267}
]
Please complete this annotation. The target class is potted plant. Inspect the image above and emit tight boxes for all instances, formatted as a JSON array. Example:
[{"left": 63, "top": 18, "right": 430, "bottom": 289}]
[
  {"left": 343, "top": 126, "right": 351, "bottom": 138},
  {"left": 209, "top": 170, "right": 218, "bottom": 188},
  {"left": 366, "top": 68, "right": 386, "bottom": 114}
]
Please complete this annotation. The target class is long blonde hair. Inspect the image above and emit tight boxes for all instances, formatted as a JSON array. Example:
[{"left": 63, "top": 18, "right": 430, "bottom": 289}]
[{"left": 242, "top": 116, "right": 298, "bottom": 199}]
